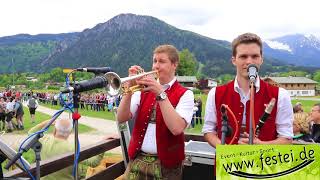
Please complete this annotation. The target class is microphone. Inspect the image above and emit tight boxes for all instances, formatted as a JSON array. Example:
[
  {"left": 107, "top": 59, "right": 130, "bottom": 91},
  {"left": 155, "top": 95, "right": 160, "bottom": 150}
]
[
  {"left": 76, "top": 67, "right": 112, "bottom": 74},
  {"left": 61, "top": 75, "right": 109, "bottom": 93},
  {"left": 255, "top": 98, "right": 276, "bottom": 136},
  {"left": 247, "top": 64, "right": 258, "bottom": 82}
]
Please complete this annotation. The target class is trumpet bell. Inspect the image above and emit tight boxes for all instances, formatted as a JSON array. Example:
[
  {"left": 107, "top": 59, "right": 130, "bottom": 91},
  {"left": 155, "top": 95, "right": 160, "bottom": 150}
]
[
  {"left": 105, "top": 72, "right": 121, "bottom": 96},
  {"left": 104, "top": 70, "right": 158, "bottom": 96}
]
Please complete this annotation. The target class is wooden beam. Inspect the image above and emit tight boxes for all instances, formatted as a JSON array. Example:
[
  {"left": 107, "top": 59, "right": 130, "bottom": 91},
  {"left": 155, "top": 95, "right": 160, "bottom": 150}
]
[
  {"left": 5, "top": 139, "right": 120, "bottom": 178},
  {"left": 85, "top": 161, "right": 125, "bottom": 180}
]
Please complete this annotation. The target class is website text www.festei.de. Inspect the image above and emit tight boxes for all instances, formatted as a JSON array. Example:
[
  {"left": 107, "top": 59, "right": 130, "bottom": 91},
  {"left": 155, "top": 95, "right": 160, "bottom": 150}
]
[{"left": 221, "top": 147, "right": 315, "bottom": 172}]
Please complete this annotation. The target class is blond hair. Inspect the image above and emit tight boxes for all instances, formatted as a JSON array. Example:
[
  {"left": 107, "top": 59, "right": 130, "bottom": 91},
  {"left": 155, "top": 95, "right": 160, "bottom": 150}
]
[
  {"left": 153, "top": 45, "right": 179, "bottom": 64},
  {"left": 293, "top": 112, "right": 310, "bottom": 134}
]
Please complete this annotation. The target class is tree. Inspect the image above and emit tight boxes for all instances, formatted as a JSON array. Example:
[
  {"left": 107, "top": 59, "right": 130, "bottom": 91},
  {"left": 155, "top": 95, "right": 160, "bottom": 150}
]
[
  {"left": 313, "top": 70, "right": 320, "bottom": 82},
  {"left": 218, "top": 74, "right": 234, "bottom": 84},
  {"left": 279, "top": 71, "right": 307, "bottom": 77},
  {"left": 177, "top": 49, "right": 198, "bottom": 76}
]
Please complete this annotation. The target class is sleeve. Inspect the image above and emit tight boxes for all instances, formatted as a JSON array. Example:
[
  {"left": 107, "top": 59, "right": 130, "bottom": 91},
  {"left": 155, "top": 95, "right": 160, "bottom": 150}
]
[
  {"left": 35, "top": 100, "right": 39, "bottom": 108},
  {"left": 130, "top": 91, "right": 141, "bottom": 120},
  {"left": 175, "top": 90, "right": 194, "bottom": 125},
  {"left": 14, "top": 103, "right": 20, "bottom": 111},
  {"left": 275, "top": 88, "right": 294, "bottom": 139},
  {"left": 202, "top": 87, "right": 218, "bottom": 134}
]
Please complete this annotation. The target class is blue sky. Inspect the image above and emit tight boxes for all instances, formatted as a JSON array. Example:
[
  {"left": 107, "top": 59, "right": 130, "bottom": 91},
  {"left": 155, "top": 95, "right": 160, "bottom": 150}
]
[{"left": 1, "top": 0, "right": 320, "bottom": 41}]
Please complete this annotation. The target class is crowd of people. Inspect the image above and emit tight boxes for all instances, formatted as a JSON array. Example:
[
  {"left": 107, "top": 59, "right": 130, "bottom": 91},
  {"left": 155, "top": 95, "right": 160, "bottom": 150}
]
[
  {"left": 0, "top": 90, "right": 25, "bottom": 132},
  {"left": 35, "top": 92, "right": 121, "bottom": 112}
]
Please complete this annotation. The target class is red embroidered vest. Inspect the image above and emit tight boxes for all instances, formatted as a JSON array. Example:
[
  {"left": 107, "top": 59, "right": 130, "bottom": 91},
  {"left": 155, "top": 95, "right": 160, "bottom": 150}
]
[
  {"left": 215, "top": 79, "right": 279, "bottom": 144},
  {"left": 128, "top": 81, "right": 187, "bottom": 168}
]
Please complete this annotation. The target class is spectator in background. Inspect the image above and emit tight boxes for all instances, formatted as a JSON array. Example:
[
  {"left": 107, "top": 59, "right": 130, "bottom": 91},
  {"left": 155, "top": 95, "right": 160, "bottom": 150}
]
[
  {"left": 14, "top": 96, "right": 24, "bottom": 130},
  {"left": 5, "top": 97, "right": 15, "bottom": 133},
  {"left": 309, "top": 103, "right": 320, "bottom": 143},
  {"left": 28, "top": 118, "right": 74, "bottom": 180},
  {"left": 0, "top": 97, "right": 6, "bottom": 131},
  {"left": 27, "top": 95, "right": 39, "bottom": 123},
  {"left": 195, "top": 98, "right": 203, "bottom": 125},
  {"left": 191, "top": 99, "right": 198, "bottom": 128},
  {"left": 293, "top": 102, "right": 303, "bottom": 113},
  {"left": 292, "top": 112, "right": 312, "bottom": 142}
]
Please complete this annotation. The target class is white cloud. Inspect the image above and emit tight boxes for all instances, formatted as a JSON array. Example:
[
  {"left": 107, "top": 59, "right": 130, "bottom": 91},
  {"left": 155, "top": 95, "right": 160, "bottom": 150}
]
[{"left": 1, "top": 0, "right": 320, "bottom": 41}]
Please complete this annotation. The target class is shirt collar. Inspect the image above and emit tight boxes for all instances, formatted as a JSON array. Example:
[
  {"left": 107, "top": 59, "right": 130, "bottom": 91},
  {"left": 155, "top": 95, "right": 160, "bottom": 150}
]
[
  {"left": 162, "top": 77, "right": 176, "bottom": 91},
  {"left": 234, "top": 76, "right": 260, "bottom": 93}
]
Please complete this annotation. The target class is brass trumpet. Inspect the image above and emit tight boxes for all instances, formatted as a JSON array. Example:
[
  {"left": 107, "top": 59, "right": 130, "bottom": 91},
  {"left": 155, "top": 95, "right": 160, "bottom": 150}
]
[{"left": 105, "top": 70, "right": 158, "bottom": 96}]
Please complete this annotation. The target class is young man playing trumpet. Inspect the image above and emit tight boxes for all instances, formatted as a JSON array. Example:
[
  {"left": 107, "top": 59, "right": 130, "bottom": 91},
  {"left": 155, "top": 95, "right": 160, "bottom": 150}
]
[{"left": 117, "top": 44, "right": 194, "bottom": 179}]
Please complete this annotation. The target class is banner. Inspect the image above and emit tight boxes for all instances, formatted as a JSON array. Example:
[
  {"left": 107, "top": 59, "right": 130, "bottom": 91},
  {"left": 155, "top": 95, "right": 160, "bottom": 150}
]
[{"left": 216, "top": 145, "right": 320, "bottom": 180}]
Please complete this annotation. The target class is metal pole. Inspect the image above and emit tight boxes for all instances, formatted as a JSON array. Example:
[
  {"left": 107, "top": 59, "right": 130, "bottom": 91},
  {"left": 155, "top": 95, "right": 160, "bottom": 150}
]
[
  {"left": 249, "top": 82, "right": 255, "bottom": 144},
  {"left": 73, "top": 93, "right": 80, "bottom": 180}
]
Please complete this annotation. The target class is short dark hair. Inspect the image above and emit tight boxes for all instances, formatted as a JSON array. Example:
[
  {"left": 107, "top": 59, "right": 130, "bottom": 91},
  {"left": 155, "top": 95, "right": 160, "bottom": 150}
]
[{"left": 231, "top": 33, "right": 263, "bottom": 57}]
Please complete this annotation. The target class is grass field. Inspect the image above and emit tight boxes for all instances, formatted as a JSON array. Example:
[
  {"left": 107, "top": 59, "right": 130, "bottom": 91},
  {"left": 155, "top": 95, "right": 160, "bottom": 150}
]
[
  {"left": 9, "top": 107, "right": 94, "bottom": 135},
  {"left": 291, "top": 99, "right": 318, "bottom": 113},
  {"left": 40, "top": 103, "right": 116, "bottom": 120}
]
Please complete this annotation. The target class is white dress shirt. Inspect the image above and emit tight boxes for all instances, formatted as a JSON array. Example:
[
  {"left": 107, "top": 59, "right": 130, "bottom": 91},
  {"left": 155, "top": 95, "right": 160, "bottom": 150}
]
[
  {"left": 130, "top": 77, "right": 194, "bottom": 154},
  {"left": 202, "top": 77, "right": 293, "bottom": 139}
]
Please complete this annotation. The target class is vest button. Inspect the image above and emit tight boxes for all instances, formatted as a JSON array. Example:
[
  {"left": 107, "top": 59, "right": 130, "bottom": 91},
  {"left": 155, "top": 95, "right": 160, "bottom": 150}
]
[
  {"left": 136, "top": 148, "right": 139, "bottom": 150},
  {"left": 141, "top": 135, "right": 143, "bottom": 137},
  {"left": 139, "top": 142, "right": 141, "bottom": 144},
  {"left": 143, "top": 129, "right": 145, "bottom": 131}
]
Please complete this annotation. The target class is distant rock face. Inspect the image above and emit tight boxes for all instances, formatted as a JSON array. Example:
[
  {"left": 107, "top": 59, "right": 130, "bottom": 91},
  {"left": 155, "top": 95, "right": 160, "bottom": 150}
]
[
  {"left": 40, "top": 13, "right": 234, "bottom": 77},
  {"left": 263, "top": 34, "right": 320, "bottom": 67}
]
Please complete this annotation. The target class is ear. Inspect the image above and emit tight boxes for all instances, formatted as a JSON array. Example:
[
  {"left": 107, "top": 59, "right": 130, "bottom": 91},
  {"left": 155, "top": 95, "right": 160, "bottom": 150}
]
[
  {"left": 231, "top": 57, "right": 236, "bottom": 66},
  {"left": 172, "top": 62, "right": 178, "bottom": 70}
]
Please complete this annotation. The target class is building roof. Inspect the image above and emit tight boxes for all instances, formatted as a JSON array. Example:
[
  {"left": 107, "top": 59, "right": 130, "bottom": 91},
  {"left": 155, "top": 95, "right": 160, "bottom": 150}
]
[
  {"left": 176, "top": 76, "right": 197, "bottom": 83},
  {"left": 264, "top": 77, "right": 318, "bottom": 84}
]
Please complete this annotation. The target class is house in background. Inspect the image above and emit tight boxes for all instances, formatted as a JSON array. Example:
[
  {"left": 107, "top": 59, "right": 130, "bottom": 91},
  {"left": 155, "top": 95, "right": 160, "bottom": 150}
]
[
  {"left": 264, "top": 76, "right": 318, "bottom": 96},
  {"left": 176, "top": 76, "right": 197, "bottom": 90},
  {"left": 197, "top": 78, "right": 217, "bottom": 90},
  {"left": 26, "top": 76, "right": 38, "bottom": 82}
]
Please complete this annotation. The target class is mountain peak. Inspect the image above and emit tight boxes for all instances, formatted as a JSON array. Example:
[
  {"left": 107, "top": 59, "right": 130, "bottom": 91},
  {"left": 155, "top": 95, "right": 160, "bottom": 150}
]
[{"left": 81, "top": 13, "right": 171, "bottom": 37}]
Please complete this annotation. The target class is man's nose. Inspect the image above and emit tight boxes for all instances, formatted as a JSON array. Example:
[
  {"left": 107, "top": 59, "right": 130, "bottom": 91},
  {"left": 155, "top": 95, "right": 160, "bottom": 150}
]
[
  {"left": 245, "top": 57, "right": 254, "bottom": 64},
  {"left": 153, "top": 62, "right": 160, "bottom": 69}
]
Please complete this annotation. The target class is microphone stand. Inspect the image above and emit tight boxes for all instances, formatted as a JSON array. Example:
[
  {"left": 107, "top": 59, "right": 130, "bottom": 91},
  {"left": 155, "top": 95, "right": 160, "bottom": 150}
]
[
  {"left": 5, "top": 110, "right": 64, "bottom": 179},
  {"left": 249, "top": 81, "right": 256, "bottom": 145},
  {"left": 72, "top": 91, "right": 81, "bottom": 180}
]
